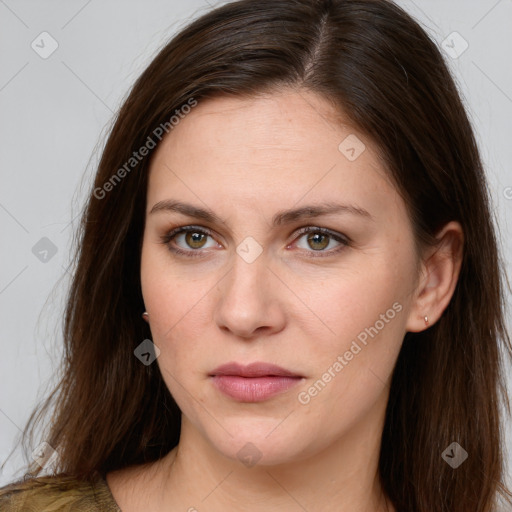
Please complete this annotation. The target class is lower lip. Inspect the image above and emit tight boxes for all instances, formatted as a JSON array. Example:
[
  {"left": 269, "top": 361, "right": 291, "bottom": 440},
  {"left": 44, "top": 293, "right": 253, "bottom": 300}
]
[{"left": 210, "top": 375, "right": 303, "bottom": 402}]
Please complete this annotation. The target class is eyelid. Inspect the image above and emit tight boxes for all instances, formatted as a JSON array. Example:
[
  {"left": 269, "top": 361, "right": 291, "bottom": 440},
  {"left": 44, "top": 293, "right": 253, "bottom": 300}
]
[
  {"left": 164, "top": 224, "right": 216, "bottom": 240},
  {"left": 291, "top": 226, "right": 351, "bottom": 245}
]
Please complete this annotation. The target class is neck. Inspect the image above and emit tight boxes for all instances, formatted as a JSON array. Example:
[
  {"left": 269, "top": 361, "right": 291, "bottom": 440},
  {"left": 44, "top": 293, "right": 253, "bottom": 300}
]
[{"left": 148, "top": 395, "right": 393, "bottom": 512}]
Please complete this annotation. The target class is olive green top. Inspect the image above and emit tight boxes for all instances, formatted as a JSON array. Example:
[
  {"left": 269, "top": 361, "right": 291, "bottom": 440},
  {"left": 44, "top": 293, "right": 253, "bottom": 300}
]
[{"left": 0, "top": 472, "right": 122, "bottom": 511}]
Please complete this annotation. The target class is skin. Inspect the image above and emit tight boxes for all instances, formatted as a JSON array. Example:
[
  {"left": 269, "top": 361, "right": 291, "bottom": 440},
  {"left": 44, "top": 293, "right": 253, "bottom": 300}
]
[{"left": 106, "top": 88, "right": 463, "bottom": 512}]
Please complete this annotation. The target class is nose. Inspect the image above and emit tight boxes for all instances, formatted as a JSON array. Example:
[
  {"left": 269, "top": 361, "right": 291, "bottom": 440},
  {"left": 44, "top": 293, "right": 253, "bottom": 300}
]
[{"left": 214, "top": 251, "right": 287, "bottom": 340}]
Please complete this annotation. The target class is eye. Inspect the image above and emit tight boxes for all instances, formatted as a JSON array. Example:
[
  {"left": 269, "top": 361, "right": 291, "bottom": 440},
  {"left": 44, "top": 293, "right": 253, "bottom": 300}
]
[
  {"left": 291, "top": 227, "right": 350, "bottom": 257},
  {"left": 160, "top": 226, "right": 220, "bottom": 258},
  {"left": 160, "top": 225, "right": 350, "bottom": 259}
]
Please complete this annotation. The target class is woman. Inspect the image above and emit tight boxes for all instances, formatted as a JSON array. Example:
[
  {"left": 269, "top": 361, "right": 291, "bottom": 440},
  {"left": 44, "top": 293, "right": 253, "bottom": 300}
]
[{"left": 1, "top": 0, "right": 511, "bottom": 510}]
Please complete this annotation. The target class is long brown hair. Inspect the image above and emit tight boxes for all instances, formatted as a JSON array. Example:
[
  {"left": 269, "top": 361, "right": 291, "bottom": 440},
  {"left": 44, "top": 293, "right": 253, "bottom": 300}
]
[{"left": 2, "top": 0, "right": 511, "bottom": 510}]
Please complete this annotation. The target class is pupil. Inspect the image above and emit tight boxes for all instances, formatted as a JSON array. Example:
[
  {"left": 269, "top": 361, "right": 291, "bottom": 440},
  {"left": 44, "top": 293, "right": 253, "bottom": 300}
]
[
  {"left": 308, "top": 233, "right": 329, "bottom": 250},
  {"left": 187, "top": 232, "right": 205, "bottom": 248}
]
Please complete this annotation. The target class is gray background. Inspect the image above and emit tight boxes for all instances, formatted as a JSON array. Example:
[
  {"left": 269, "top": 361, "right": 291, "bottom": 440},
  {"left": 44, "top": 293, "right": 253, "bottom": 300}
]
[{"left": 1, "top": 0, "right": 511, "bottom": 492}]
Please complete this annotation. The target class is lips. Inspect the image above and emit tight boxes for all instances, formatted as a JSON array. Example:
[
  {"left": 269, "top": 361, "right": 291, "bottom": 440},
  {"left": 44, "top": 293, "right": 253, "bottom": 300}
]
[
  {"left": 209, "top": 362, "right": 304, "bottom": 402},
  {"left": 209, "top": 361, "right": 302, "bottom": 378}
]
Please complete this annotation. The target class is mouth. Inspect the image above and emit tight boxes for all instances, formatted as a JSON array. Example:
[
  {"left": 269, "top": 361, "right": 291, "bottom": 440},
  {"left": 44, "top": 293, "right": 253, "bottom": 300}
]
[{"left": 209, "top": 362, "right": 304, "bottom": 402}]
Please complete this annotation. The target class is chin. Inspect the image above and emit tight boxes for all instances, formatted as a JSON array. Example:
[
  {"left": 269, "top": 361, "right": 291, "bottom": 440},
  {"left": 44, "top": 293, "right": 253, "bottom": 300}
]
[{"left": 202, "top": 418, "right": 318, "bottom": 468}]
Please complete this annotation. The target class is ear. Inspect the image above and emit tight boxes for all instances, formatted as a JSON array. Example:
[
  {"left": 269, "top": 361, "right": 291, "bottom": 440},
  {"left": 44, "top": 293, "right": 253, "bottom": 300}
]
[{"left": 405, "top": 221, "right": 464, "bottom": 333}]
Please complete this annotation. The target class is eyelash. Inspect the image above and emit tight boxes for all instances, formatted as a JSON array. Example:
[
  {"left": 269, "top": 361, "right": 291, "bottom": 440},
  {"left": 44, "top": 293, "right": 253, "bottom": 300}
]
[{"left": 159, "top": 225, "right": 351, "bottom": 259}]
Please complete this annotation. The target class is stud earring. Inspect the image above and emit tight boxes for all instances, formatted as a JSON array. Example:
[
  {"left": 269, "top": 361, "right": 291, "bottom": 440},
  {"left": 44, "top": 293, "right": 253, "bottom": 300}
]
[
  {"left": 142, "top": 311, "right": 149, "bottom": 322},
  {"left": 424, "top": 315, "right": 429, "bottom": 326}
]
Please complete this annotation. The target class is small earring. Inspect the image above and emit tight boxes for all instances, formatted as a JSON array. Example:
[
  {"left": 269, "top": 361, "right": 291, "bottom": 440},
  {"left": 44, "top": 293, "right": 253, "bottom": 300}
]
[
  {"left": 142, "top": 311, "right": 149, "bottom": 322},
  {"left": 424, "top": 315, "right": 429, "bottom": 326}
]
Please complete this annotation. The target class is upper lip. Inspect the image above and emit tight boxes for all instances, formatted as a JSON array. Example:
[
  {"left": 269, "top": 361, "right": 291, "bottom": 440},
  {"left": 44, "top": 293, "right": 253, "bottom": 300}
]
[{"left": 209, "top": 362, "right": 302, "bottom": 378}]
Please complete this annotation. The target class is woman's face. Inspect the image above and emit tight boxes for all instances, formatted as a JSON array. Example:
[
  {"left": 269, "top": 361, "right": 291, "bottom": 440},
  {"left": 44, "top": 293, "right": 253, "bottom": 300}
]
[{"left": 140, "top": 89, "right": 422, "bottom": 465}]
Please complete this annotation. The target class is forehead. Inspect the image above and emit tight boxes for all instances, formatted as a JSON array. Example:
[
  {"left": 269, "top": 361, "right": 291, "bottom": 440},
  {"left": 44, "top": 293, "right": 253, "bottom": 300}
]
[
  {"left": 154, "top": 90, "right": 369, "bottom": 161},
  {"left": 146, "top": 90, "right": 396, "bottom": 218}
]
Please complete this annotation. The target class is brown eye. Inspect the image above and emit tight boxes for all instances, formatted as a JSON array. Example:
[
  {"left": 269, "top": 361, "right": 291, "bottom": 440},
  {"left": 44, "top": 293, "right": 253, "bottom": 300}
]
[
  {"left": 184, "top": 231, "right": 208, "bottom": 249},
  {"left": 306, "top": 232, "right": 330, "bottom": 251},
  {"left": 160, "top": 226, "right": 219, "bottom": 258},
  {"left": 293, "top": 227, "right": 350, "bottom": 257}
]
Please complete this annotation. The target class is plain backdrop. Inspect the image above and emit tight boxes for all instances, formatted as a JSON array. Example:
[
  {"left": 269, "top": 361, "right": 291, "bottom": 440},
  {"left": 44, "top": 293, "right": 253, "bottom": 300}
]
[{"left": 0, "top": 0, "right": 511, "bottom": 492}]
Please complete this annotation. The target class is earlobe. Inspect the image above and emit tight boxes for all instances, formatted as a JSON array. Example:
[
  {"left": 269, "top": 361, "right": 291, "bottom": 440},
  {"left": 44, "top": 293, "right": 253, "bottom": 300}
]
[{"left": 405, "top": 221, "right": 464, "bottom": 333}]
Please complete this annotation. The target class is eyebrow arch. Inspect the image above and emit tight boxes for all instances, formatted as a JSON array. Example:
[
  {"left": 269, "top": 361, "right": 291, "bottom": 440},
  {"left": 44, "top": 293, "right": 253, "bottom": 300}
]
[{"left": 149, "top": 200, "right": 374, "bottom": 226}]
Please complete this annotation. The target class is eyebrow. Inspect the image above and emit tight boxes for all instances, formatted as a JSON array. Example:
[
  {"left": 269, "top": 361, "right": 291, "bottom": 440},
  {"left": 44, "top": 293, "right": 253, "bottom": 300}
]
[{"left": 149, "top": 200, "right": 373, "bottom": 226}]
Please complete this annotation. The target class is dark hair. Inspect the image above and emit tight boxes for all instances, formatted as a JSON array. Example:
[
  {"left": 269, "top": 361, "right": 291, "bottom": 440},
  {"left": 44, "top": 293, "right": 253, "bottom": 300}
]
[{"left": 2, "top": 0, "right": 511, "bottom": 510}]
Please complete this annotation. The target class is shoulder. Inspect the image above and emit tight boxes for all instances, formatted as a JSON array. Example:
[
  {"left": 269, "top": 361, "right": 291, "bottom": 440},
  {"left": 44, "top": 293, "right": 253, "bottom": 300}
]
[{"left": 0, "top": 472, "right": 121, "bottom": 512}]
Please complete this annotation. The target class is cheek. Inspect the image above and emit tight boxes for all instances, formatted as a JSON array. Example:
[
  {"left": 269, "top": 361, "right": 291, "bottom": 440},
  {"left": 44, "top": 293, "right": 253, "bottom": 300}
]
[
  {"left": 140, "top": 239, "right": 212, "bottom": 338},
  {"left": 306, "top": 261, "right": 406, "bottom": 347},
  {"left": 297, "top": 256, "right": 410, "bottom": 401},
  {"left": 294, "top": 278, "right": 405, "bottom": 437},
  {"left": 140, "top": 244, "right": 195, "bottom": 375}
]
